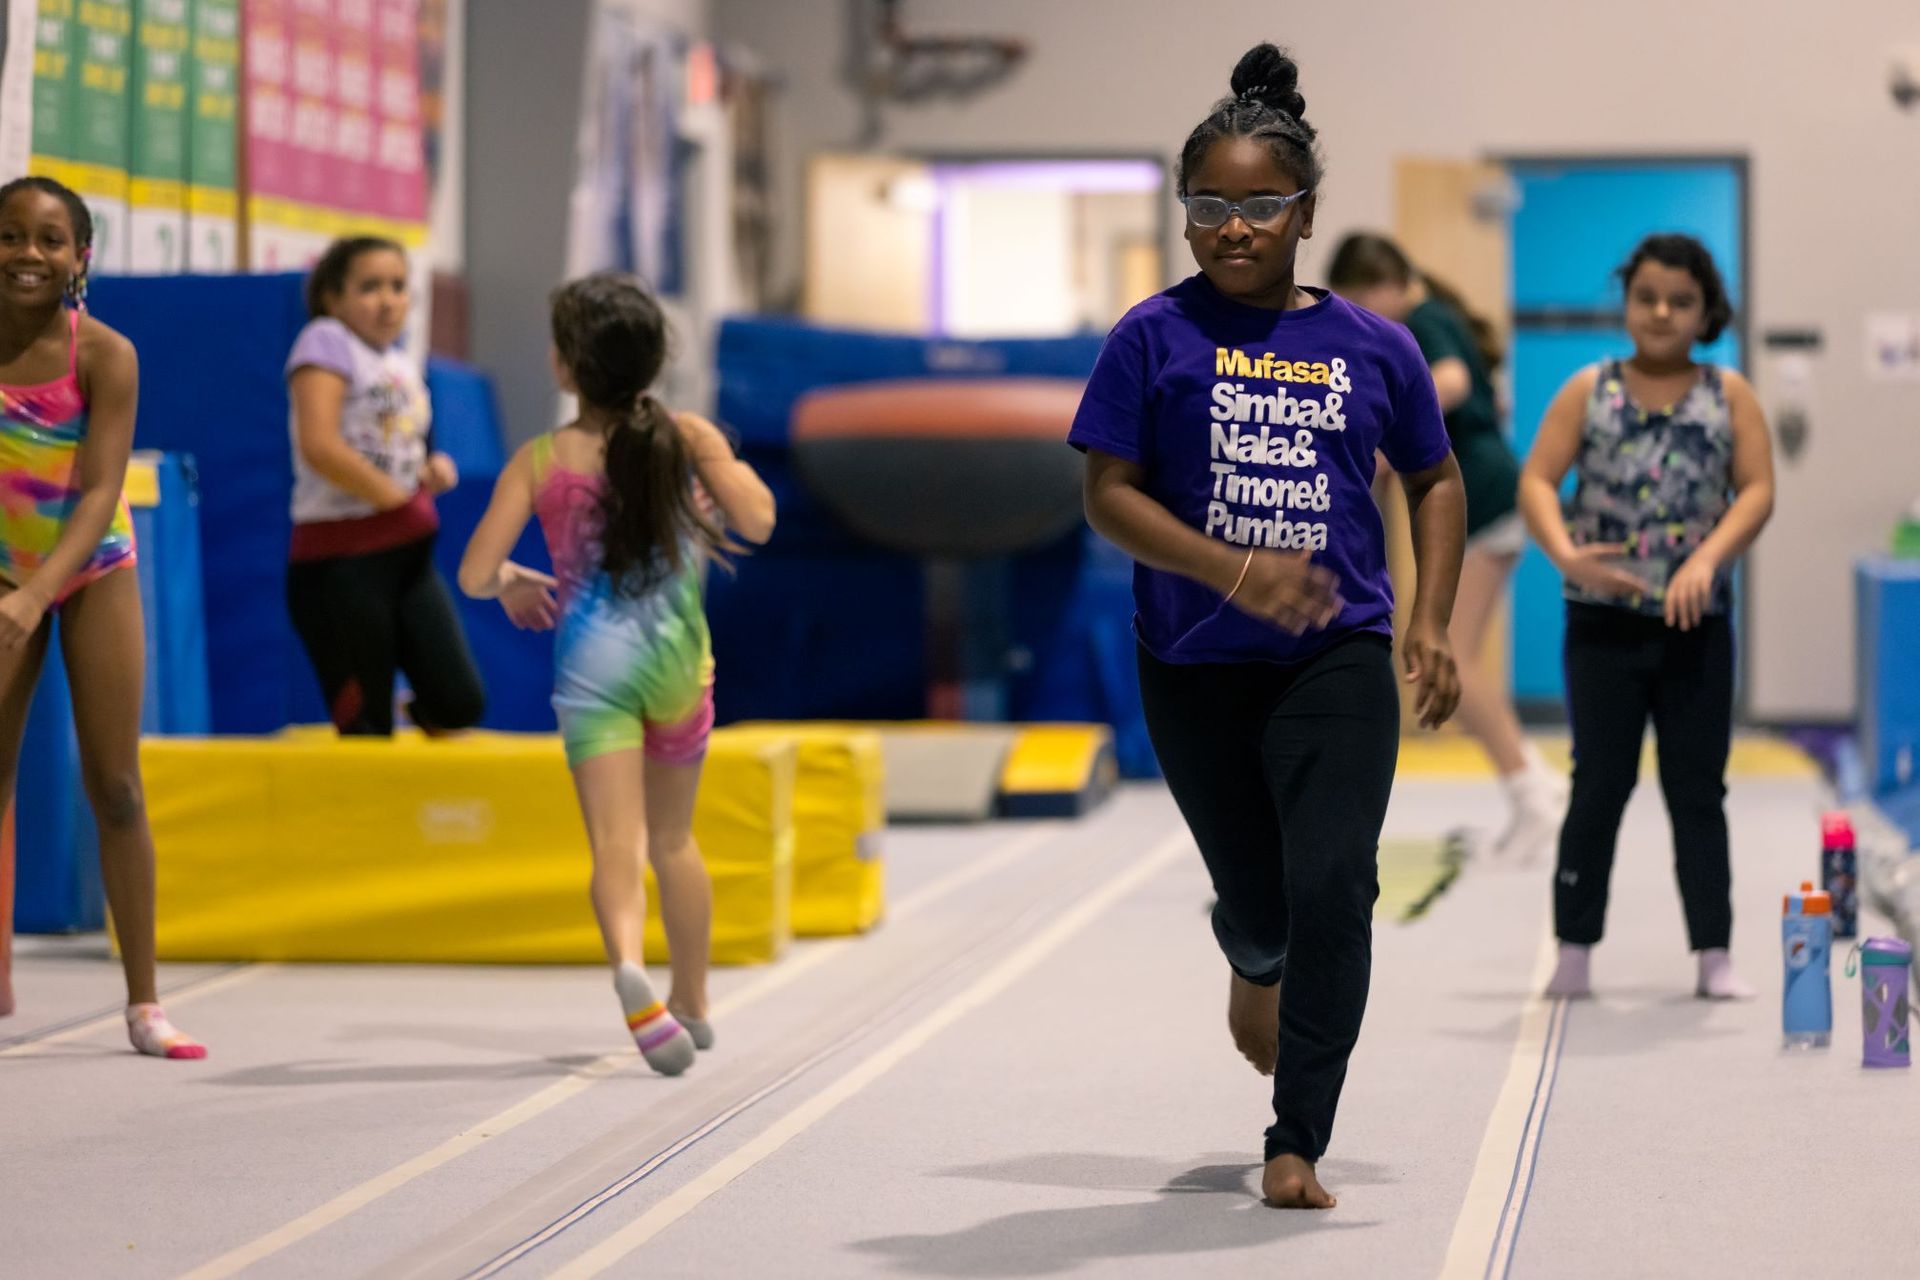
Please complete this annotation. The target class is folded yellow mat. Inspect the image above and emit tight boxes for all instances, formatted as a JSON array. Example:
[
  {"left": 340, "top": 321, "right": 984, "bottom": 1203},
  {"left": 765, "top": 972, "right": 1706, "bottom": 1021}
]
[
  {"left": 723, "top": 726, "right": 885, "bottom": 936},
  {"left": 146, "top": 730, "right": 794, "bottom": 965}
]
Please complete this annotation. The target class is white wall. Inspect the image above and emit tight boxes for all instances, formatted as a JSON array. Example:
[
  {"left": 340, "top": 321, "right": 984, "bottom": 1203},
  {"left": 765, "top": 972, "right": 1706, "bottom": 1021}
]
[{"left": 712, "top": 0, "right": 1920, "bottom": 721}]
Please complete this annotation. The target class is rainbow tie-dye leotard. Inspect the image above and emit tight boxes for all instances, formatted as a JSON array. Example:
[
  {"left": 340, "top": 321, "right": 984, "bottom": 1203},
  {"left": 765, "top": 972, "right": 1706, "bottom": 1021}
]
[
  {"left": 0, "top": 309, "right": 136, "bottom": 603},
  {"left": 532, "top": 433, "right": 714, "bottom": 767}
]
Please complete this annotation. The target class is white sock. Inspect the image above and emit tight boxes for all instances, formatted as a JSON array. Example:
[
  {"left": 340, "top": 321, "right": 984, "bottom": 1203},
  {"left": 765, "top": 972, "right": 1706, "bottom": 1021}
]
[
  {"left": 1545, "top": 944, "right": 1592, "bottom": 998},
  {"left": 1696, "top": 949, "right": 1757, "bottom": 1000},
  {"left": 125, "top": 1004, "right": 207, "bottom": 1060}
]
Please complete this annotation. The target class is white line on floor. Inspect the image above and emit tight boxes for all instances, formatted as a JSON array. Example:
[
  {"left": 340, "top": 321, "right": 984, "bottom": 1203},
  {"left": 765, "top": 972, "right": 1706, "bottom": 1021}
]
[
  {"left": 542, "top": 829, "right": 1193, "bottom": 1279},
  {"left": 0, "top": 964, "right": 273, "bottom": 1058},
  {"left": 1485, "top": 995, "right": 1570, "bottom": 1278},
  {"left": 1437, "top": 928, "right": 1561, "bottom": 1280},
  {"left": 173, "top": 825, "right": 1062, "bottom": 1280}
]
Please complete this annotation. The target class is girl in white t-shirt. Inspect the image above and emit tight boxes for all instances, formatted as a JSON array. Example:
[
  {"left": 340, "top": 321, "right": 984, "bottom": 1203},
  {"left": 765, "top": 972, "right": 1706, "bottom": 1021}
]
[{"left": 284, "top": 236, "right": 484, "bottom": 735}]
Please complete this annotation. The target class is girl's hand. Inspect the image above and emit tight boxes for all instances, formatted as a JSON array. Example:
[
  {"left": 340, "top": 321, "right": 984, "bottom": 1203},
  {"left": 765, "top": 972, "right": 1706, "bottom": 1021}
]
[
  {"left": 1559, "top": 543, "right": 1650, "bottom": 602},
  {"left": 0, "top": 585, "right": 50, "bottom": 650},
  {"left": 1228, "top": 549, "right": 1344, "bottom": 634},
  {"left": 1402, "top": 619, "right": 1461, "bottom": 730},
  {"left": 1664, "top": 552, "right": 1718, "bottom": 631},
  {"left": 498, "top": 563, "right": 559, "bottom": 630},
  {"left": 421, "top": 452, "right": 459, "bottom": 495}
]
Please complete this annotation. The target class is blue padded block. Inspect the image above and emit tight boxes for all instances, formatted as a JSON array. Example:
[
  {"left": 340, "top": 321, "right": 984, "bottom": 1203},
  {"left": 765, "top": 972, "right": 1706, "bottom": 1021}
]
[{"left": 1857, "top": 558, "right": 1920, "bottom": 796}]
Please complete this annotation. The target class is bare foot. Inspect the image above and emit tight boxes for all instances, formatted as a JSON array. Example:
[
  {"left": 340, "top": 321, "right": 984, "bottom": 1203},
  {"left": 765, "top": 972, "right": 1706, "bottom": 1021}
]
[
  {"left": 1262, "top": 1153, "right": 1336, "bottom": 1209},
  {"left": 1227, "top": 971, "right": 1279, "bottom": 1076}
]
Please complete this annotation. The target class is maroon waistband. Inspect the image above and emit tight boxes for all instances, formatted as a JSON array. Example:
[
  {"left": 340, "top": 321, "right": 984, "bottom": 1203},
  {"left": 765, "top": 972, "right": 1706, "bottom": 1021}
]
[{"left": 289, "top": 488, "right": 440, "bottom": 562}]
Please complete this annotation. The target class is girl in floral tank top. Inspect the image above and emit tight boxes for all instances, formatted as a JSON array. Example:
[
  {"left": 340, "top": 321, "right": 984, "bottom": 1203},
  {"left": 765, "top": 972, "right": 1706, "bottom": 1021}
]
[
  {"left": 1563, "top": 358, "right": 1734, "bottom": 616},
  {"left": 1520, "top": 234, "right": 1776, "bottom": 1005}
]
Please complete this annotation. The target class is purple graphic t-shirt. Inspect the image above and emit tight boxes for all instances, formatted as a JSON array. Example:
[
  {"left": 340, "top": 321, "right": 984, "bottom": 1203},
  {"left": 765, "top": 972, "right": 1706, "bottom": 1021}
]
[{"left": 1069, "top": 277, "right": 1451, "bottom": 666}]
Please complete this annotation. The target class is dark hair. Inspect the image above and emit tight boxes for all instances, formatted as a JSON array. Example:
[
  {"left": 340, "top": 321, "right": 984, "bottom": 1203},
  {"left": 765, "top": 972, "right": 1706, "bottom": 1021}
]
[
  {"left": 1327, "top": 231, "right": 1505, "bottom": 370},
  {"left": 1617, "top": 233, "right": 1732, "bottom": 344},
  {"left": 305, "top": 235, "right": 406, "bottom": 319},
  {"left": 1178, "top": 44, "right": 1323, "bottom": 199},
  {"left": 0, "top": 176, "right": 95, "bottom": 308},
  {"left": 549, "top": 272, "right": 728, "bottom": 594}
]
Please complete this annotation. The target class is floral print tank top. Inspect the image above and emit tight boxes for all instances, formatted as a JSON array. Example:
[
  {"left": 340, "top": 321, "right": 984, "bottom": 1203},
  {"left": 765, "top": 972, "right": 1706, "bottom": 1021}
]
[{"left": 1564, "top": 359, "right": 1733, "bottom": 618}]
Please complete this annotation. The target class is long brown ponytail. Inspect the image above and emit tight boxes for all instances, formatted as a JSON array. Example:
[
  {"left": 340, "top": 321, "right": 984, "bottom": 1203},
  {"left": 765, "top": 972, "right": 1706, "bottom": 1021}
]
[{"left": 550, "top": 273, "right": 725, "bottom": 594}]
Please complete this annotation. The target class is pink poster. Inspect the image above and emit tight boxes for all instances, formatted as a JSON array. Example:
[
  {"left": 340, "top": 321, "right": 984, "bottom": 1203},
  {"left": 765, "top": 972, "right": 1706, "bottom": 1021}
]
[
  {"left": 371, "top": 0, "right": 425, "bottom": 224},
  {"left": 332, "top": 0, "right": 378, "bottom": 215},
  {"left": 243, "top": 0, "right": 295, "bottom": 203},
  {"left": 287, "top": 0, "right": 338, "bottom": 210}
]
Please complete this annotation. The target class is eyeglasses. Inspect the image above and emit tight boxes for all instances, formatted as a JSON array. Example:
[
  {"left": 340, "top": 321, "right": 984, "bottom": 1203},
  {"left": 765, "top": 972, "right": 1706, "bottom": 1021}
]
[{"left": 1181, "top": 191, "right": 1311, "bottom": 229}]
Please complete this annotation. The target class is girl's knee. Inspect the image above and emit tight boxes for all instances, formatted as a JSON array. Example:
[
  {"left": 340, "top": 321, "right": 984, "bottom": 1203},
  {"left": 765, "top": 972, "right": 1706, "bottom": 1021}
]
[
  {"left": 648, "top": 831, "right": 699, "bottom": 865},
  {"left": 82, "top": 768, "right": 145, "bottom": 830}
]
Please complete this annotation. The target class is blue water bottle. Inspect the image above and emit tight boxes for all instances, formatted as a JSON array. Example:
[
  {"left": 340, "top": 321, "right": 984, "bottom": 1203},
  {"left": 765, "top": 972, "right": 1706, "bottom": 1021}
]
[{"left": 1783, "top": 881, "right": 1833, "bottom": 1049}]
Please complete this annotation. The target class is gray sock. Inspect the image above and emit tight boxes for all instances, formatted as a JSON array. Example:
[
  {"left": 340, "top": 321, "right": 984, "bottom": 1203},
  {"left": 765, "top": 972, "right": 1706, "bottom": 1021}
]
[
  {"left": 676, "top": 1015, "right": 715, "bottom": 1052},
  {"left": 614, "top": 962, "right": 695, "bottom": 1076}
]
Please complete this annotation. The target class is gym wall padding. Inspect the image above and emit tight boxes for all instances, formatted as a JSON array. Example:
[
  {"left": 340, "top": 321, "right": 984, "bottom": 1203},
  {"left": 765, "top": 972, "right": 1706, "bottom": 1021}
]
[
  {"left": 1858, "top": 558, "right": 1920, "bottom": 797},
  {"left": 709, "top": 318, "right": 1158, "bottom": 777},
  {"left": 709, "top": 319, "right": 1094, "bottom": 726},
  {"left": 146, "top": 729, "right": 796, "bottom": 965},
  {"left": 87, "top": 274, "right": 556, "bottom": 734},
  {"left": 13, "top": 644, "right": 102, "bottom": 933},
  {"left": 89, "top": 273, "right": 311, "bottom": 734},
  {"left": 128, "top": 451, "right": 211, "bottom": 735}
]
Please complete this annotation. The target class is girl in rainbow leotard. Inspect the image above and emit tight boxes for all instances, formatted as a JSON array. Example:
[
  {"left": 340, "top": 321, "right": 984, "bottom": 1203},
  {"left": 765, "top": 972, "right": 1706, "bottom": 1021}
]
[
  {"left": 0, "top": 309, "right": 135, "bottom": 600},
  {"left": 0, "top": 176, "right": 204, "bottom": 1059},
  {"left": 459, "top": 272, "right": 774, "bottom": 1076}
]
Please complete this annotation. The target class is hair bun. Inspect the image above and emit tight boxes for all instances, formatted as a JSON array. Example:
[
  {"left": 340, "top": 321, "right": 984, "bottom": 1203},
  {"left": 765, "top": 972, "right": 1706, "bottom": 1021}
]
[{"left": 1229, "top": 43, "right": 1307, "bottom": 122}]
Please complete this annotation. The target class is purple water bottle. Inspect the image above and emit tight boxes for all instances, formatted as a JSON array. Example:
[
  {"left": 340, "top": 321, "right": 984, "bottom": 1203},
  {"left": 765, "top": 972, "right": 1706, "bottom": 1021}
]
[{"left": 1850, "top": 937, "right": 1913, "bottom": 1069}]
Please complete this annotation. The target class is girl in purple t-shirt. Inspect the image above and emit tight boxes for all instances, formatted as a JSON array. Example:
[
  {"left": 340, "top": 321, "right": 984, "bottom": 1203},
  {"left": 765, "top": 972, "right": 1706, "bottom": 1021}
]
[
  {"left": 284, "top": 237, "right": 484, "bottom": 736},
  {"left": 1069, "top": 43, "right": 1468, "bottom": 1210}
]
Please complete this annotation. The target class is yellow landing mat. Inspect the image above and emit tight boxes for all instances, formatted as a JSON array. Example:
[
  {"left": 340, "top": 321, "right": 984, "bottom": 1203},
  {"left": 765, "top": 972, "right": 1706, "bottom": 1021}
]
[{"left": 1396, "top": 733, "right": 1815, "bottom": 780}]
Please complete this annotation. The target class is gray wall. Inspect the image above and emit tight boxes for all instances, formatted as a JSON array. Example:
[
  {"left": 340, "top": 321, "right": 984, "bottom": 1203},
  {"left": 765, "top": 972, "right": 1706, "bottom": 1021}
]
[
  {"left": 466, "top": 0, "right": 594, "bottom": 445},
  {"left": 466, "top": 0, "right": 710, "bottom": 444},
  {"left": 713, "top": 0, "right": 1920, "bottom": 720}
]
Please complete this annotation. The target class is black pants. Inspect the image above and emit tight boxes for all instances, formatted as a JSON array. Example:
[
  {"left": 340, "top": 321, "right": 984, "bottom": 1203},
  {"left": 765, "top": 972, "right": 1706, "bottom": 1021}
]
[
  {"left": 286, "top": 536, "right": 486, "bottom": 736},
  {"left": 1556, "top": 603, "right": 1734, "bottom": 950},
  {"left": 1138, "top": 634, "right": 1399, "bottom": 1163}
]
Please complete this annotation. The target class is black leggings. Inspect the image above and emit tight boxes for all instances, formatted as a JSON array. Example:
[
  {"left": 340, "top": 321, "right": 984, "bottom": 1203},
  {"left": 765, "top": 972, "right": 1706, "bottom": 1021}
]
[
  {"left": 1138, "top": 634, "right": 1399, "bottom": 1163},
  {"left": 1556, "top": 602, "right": 1735, "bottom": 951},
  {"left": 286, "top": 536, "right": 486, "bottom": 735}
]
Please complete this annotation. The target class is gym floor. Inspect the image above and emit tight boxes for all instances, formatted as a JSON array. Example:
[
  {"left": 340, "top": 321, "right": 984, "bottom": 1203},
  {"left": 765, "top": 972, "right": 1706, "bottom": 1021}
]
[{"left": 2, "top": 740, "right": 1905, "bottom": 1278}]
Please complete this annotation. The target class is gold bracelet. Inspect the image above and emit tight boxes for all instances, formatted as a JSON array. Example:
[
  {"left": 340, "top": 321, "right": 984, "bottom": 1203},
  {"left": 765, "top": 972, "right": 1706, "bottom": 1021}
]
[{"left": 1224, "top": 547, "right": 1255, "bottom": 601}]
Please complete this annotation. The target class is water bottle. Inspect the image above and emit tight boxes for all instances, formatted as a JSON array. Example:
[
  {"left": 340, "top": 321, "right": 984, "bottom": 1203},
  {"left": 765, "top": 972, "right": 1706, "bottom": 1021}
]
[
  {"left": 1782, "top": 881, "right": 1832, "bottom": 1049},
  {"left": 1820, "top": 811, "right": 1859, "bottom": 940},
  {"left": 1848, "top": 936, "right": 1913, "bottom": 1068}
]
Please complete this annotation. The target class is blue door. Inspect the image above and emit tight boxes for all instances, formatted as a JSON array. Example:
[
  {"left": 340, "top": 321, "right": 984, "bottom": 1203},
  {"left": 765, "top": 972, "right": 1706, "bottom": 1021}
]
[{"left": 1506, "top": 160, "right": 1746, "bottom": 708}]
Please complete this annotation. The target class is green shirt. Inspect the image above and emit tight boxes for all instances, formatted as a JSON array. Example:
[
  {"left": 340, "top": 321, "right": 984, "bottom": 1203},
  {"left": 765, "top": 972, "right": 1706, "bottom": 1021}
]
[{"left": 1404, "top": 299, "right": 1520, "bottom": 537}]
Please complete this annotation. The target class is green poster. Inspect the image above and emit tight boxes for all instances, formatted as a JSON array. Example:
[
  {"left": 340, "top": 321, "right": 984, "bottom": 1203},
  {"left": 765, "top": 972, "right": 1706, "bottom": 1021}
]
[
  {"left": 71, "top": 0, "right": 130, "bottom": 167},
  {"left": 30, "top": 0, "right": 74, "bottom": 163},
  {"left": 70, "top": 0, "right": 131, "bottom": 269},
  {"left": 184, "top": 0, "right": 233, "bottom": 270},
  {"left": 129, "top": 0, "right": 188, "bottom": 271},
  {"left": 131, "top": 0, "right": 188, "bottom": 180}
]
